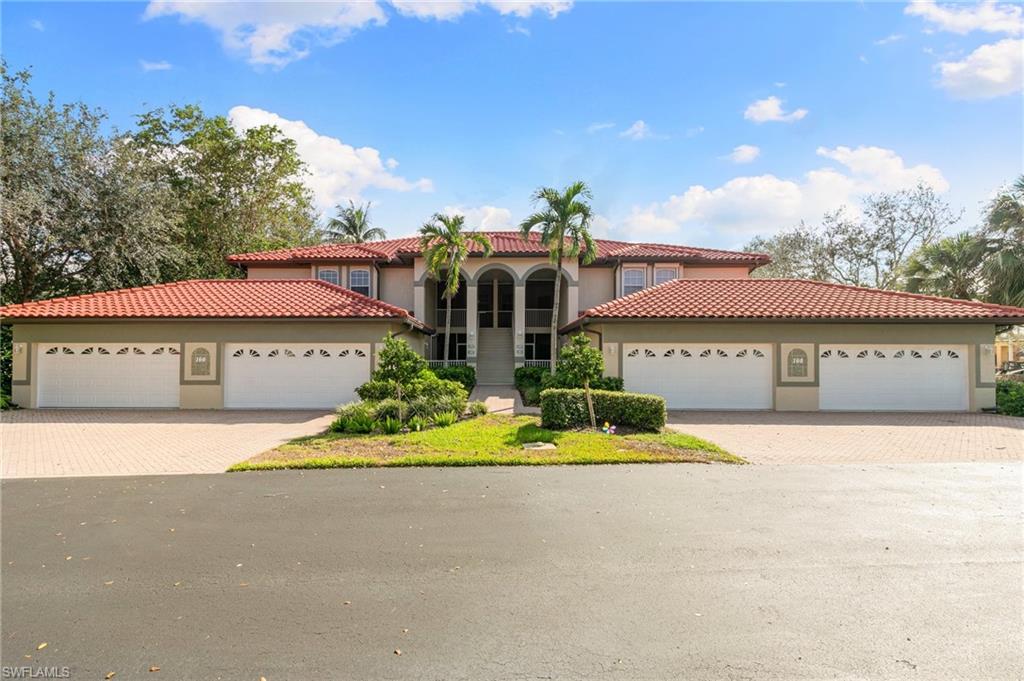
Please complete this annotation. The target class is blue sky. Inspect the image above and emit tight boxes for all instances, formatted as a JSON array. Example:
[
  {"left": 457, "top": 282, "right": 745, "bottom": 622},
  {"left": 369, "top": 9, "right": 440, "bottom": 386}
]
[{"left": 4, "top": 1, "right": 1022, "bottom": 249}]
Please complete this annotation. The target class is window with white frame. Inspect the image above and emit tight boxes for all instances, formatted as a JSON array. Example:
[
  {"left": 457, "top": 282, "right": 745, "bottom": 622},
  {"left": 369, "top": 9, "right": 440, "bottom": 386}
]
[
  {"left": 623, "top": 269, "right": 645, "bottom": 295},
  {"left": 654, "top": 268, "right": 678, "bottom": 285},
  {"left": 349, "top": 268, "right": 371, "bottom": 296},
  {"left": 317, "top": 267, "right": 339, "bottom": 286}
]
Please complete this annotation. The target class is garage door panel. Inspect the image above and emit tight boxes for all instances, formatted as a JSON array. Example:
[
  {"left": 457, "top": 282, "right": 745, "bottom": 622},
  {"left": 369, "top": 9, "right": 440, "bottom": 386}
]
[
  {"left": 623, "top": 343, "right": 772, "bottom": 410},
  {"left": 224, "top": 343, "right": 370, "bottom": 409},
  {"left": 819, "top": 344, "right": 967, "bottom": 411},
  {"left": 37, "top": 343, "right": 180, "bottom": 408}
]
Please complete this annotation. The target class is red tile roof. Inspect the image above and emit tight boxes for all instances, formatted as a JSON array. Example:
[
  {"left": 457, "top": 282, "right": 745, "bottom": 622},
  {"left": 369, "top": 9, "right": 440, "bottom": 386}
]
[
  {"left": 0, "top": 279, "right": 431, "bottom": 330},
  {"left": 226, "top": 232, "right": 769, "bottom": 266},
  {"left": 562, "top": 278, "right": 1024, "bottom": 330}
]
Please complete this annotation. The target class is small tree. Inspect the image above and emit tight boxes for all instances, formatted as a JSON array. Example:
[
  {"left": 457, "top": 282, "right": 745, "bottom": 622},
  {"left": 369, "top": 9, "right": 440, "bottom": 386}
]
[
  {"left": 556, "top": 333, "right": 604, "bottom": 428},
  {"left": 372, "top": 333, "right": 427, "bottom": 409}
]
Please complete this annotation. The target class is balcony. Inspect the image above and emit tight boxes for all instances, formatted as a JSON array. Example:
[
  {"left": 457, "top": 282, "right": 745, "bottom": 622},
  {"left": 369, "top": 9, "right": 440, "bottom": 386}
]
[
  {"left": 525, "top": 308, "right": 553, "bottom": 327},
  {"left": 523, "top": 359, "right": 551, "bottom": 368},
  {"left": 434, "top": 308, "right": 467, "bottom": 327},
  {"left": 427, "top": 359, "right": 468, "bottom": 368}
]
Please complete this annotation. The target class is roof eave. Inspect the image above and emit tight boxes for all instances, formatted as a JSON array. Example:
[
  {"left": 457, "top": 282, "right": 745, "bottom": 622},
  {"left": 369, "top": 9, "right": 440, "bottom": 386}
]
[{"left": 559, "top": 314, "right": 1024, "bottom": 333}]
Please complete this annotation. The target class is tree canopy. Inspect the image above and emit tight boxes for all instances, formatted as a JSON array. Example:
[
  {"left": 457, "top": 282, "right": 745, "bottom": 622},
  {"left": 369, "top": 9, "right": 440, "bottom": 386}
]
[{"left": 324, "top": 201, "right": 386, "bottom": 243}]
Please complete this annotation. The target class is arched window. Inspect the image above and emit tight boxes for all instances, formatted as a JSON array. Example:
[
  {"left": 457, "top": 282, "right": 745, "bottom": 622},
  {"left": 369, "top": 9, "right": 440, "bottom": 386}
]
[
  {"left": 191, "top": 347, "right": 211, "bottom": 377},
  {"left": 787, "top": 349, "right": 808, "bottom": 378}
]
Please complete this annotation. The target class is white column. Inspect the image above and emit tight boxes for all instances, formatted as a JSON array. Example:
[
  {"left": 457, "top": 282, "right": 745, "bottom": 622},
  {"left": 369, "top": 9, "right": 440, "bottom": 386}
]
[
  {"left": 564, "top": 285, "right": 579, "bottom": 326},
  {"left": 413, "top": 283, "right": 426, "bottom": 323},
  {"left": 513, "top": 282, "right": 526, "bottom": 367},
  {"left": 466, "top": 283, "right": 478, "bottom": 366}
]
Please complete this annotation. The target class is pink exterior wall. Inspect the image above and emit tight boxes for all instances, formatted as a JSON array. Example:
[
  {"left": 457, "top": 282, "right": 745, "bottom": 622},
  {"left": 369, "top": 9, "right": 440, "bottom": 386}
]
[{"left": 682, "top": 266, "right": 750, "bottom": 279}]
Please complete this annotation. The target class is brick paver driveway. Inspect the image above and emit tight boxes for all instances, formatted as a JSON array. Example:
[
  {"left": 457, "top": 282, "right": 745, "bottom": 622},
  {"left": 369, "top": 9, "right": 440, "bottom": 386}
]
[
  {"left": 0, "top": 410, "right": 335, "bottom": 478},
  {"left": 667, "top": 411, "right": 1023, "bottom": 464}
]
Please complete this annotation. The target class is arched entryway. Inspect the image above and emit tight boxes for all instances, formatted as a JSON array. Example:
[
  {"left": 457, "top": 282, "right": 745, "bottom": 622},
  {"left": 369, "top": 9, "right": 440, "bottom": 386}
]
[
  {"left": 426, "top": 271, "right": 468, "bottom": 366},
  {"left": 475, "top": 269, "right": 515, "bottom": 383},
  {"left": 523, "top": 267, "right": 572, "bottom": 370}
]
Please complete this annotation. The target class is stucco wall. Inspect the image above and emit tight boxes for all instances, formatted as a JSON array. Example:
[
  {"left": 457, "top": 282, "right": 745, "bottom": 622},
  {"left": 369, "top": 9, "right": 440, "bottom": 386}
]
[
  {"left": 379, "top": 267, "right": 415, "bottom": 311},
  {"left": 584, "top": 321, "right": 997, "bottom": 412},
  {"left": 246, "top": 266, "right": 313, "bottom": 280},
  {"left": 682, "top": 266, "right": 750, "bottom": 279},
  {"left": 11, "top": 320, "right": 420, "bottom": 409},
  {"left": 578, "top": 267, "right": 615, "bottom": 312}
]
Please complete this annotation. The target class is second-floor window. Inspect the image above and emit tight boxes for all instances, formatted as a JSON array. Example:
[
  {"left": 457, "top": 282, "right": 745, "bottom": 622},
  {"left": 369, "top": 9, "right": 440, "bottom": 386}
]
[
  {"left": 654, "top": 268, "right": 678, "bottom": 285},
  {"left": 317, "top": 268, "right": 339, "bottom": 286},
  {"left": 349, "top": 268, "right": 371, "bottom": 296},
  {"left": 623, "top": 269, "right": 645, "bottom": 295}
]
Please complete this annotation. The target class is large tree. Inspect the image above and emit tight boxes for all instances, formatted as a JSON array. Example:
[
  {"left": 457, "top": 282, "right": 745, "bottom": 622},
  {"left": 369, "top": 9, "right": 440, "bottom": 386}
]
[
  {"left": 129, "top": 104, "right": 320, "bottom": 279},
  {"left": 420, "top": 213, "right": 493, "bottom": 367},
  {"left": 1, "top": 64, "right": 181, "bottom": 305},
  {"left": 903, "top": 232, "right": 988, "bottom": 300},
  {"left": 745, "top": 183, "right": 960, "bottom": 290},
  {"left": 982, "top": 176, "right": 1024, "bottom": 307},
  {"left": 519, "top": 181, "right": 597, "bottom": 373},
  {"left": 324, "top": 201, "right": 386, "bottom": 243}
]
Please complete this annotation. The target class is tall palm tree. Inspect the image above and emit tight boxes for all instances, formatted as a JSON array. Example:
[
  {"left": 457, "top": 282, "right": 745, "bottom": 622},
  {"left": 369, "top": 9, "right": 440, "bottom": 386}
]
[
  {"left": 904, "top": 232, "right": 988, "bottom": 300},
  {"left": 323, "top": 201, "right": 387, "bottom": 243},
  {"left": 420, "top": 213, "right": 493, "bottom": 367},
  {"left": 983, "top": 176, "right": 1024, "bottom": 307},
  {"left": 519, "top": 181, "right": 596, "bottom": 373}
]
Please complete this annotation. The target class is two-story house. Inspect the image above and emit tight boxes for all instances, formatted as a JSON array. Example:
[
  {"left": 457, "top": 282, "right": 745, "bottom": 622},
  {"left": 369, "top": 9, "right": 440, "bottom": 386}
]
[{"left": 4, "top": 231, "right": 1022, "bottom": 412}]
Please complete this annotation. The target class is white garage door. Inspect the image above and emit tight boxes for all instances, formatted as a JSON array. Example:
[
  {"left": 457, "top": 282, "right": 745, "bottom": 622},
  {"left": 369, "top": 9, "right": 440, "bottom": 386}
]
[
  {"left": 623, "top": 343, "right": 773, "bottom": 410},
  {"left": 224, "top": 343, "right": 371, "bottom": 409},
  {"left": 819, "top": 345, "right": 968, "bottom": 411},
  {"left": 37, "top": 343, "right": 180, "bottom": 408}
]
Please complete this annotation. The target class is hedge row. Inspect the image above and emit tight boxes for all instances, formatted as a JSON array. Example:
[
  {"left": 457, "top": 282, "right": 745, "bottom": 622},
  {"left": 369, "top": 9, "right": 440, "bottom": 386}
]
[
  {"left": 539, "top": 388, "right": 666, "bottom": 431},
  {"left": 430, "top": 365, "right": 476, "bottom": 392},
  {"left": 996, "top": 379, "right": 1024, "bottom": 416}
]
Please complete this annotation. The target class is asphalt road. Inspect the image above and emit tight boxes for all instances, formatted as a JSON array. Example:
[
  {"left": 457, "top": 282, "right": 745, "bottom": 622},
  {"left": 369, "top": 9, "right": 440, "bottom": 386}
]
[{"left": 2, "top": 464, "right": 1021, "bottom": 680}]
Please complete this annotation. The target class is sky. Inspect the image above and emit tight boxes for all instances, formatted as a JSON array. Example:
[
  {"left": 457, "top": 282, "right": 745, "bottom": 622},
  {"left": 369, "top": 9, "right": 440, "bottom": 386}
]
[{"left": 4, "top": 1, "right": 1022, "bottom": 250}]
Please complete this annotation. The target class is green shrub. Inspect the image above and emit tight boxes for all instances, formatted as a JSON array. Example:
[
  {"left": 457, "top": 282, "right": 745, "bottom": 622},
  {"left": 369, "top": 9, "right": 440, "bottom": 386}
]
[
  {"left": 373, "top": 398, "right": 406, "bottom": 422},
  {"left": 378, "top": 416, "right": 402, "bottom": 434},
  {"left": 996, "top": 380, "right": 1024, "bottom": 416},
  {"left": 523, "top": 385, "right": 542, "bottom": 406},
  {"left": 408, "top": 370, "right": 467, "bottom": 402},
  {"left": 432, "top": 410, "right": 459, "bottom": 427},
  {"left": 431, "top": 365, "right": 476, "bottom": 392},
  {"left": 344, "top": 411, "right": 376, "bottom": 434},
  {"left": 467, "top": 400, "right": 489, "bottom": 417},
  {"left": 540, "top": 389, "right": 666, "bottom": 432},
  {"left": 373, "top": 333, "right": 427, "bottom": 385},
  {"left": 356, "top": 379, "right": 401, "bottom": 402},
  {"left": 514, "top": 365, "right": 547, "bottom": 389},
  {"left": 329, "top": 415, "right": 347, "bottom": 433},
  {"left": 407, "top": 415, "right": 428, "bottom": 432}
]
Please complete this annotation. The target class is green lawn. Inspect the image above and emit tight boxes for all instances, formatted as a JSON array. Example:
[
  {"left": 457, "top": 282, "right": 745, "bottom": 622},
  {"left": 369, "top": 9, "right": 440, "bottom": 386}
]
[{"left": 229, "top": 414, "right": 744, "bottom": 471}]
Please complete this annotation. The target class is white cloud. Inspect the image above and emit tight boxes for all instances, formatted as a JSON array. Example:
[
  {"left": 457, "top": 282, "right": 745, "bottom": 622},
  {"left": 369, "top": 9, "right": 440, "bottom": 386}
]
[
  {"left": 937, "top": 37, "right": 1023, "bottom": 98},
  {"left": 685, "top": 125, "right": 705, "bottom": 138},
  {"left": 392, "top": 1, "right": 571, "bottom": 20},
  {"left": 442, "top": 205, "right": 513, "bottom": 229},
  {"left": 144, "top": 1, "right": 571, "bottom": 66},
  {"left": 29, "top": 19, "right": 45, "bottom": 31},
  {"left": 725, "top": 145, "right": 761, "bottom": 164},
  {"left": 874, "top": 33, "right": 905, "bottom": 45},
  {"left": 227, "top": 106, "right": 432, "bottom": 212},
  {"left": 139, "top": 59, "right": 173, "bottom": 72},
  {"left": 144, "top": 1, "right": 387, "bottom": 67},
  {"left": 586, "top": 121, "right": 614, "bottom": 133},
  {"left": 620, "top": 145, "right": 948, "bottom": 241},
  {"left": 619, "top": 120, "right": 659, "bottom": 140},
  {"left": 743, "top": 96, "right": 808, "bottom": 123},
  {"left": 905, "top": 1, "right": 1022, "bottom": 36}
]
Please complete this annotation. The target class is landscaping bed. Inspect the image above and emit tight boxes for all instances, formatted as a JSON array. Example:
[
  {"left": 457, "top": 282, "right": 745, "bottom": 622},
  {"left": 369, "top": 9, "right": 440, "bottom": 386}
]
[{"left": 229, "top": 414, "right": 744, "bottom": 470}]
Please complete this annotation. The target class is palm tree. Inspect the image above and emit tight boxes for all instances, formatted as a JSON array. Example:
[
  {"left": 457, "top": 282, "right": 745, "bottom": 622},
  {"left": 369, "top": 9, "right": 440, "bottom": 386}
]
[
  {"left": 982, "top": 176, "right": 1024, "bottom": 307},
  {"left": 420, "top": 213, "right": 493, "bottom": 367},
  {"left": 519, "top": 181, "right": 597, "bottom": 373},
  {"left": 904, "top": 232, "right": 988, "bottom": 300},
  {"left": 323, "top": 201, "right": 386, "bottom": 243}
]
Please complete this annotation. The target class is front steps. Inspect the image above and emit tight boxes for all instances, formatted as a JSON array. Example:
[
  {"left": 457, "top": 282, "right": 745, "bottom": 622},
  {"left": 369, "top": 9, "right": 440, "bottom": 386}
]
[{"left": 476, "top": 328, "right": 514, "bottom": 384}]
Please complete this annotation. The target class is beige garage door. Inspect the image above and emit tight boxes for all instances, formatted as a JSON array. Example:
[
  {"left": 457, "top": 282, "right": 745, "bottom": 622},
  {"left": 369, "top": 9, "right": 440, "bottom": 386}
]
[{"left": 224, "top": 343, "right": 371, "bottom": 409}]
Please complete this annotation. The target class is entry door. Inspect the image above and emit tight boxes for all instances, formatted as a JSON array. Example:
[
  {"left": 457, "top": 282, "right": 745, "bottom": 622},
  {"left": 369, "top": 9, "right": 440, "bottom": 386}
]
[
  {"left": 224, "top": 343, "right": 371, "bottom": 409},
  {"left": 623, "top": 343, "right": 773, "bottom": 409},
  {"left": 819, "top": 345, "right": 968, "bottom": 411},
  {"left": 37, "top": 343, "right": 180, "bottom": 408}
]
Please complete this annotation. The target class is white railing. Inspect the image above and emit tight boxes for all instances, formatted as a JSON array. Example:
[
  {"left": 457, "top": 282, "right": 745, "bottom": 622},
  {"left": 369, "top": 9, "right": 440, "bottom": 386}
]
[
  {"left": 435, "top": 308, "right": 467, "bottom": 327},
  {"left": 427, "top": 359, "right": 468, "bottom": 368},
  {"left": 523, "top": 359, "right": 551, "bottom": 368},
  {"left": 525, "top": 308, "right": 553, "bottom": 327}
]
